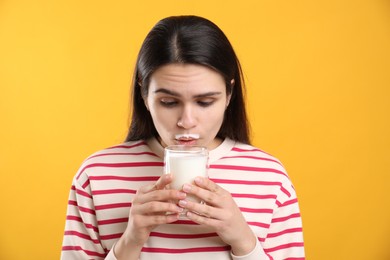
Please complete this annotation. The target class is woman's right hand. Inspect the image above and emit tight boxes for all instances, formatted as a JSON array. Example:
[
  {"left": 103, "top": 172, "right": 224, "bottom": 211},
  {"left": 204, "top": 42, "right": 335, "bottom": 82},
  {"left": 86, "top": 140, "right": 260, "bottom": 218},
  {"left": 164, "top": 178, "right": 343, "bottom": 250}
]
[{"left": 114, "top": 173, "right": 186, "bottom": 260}]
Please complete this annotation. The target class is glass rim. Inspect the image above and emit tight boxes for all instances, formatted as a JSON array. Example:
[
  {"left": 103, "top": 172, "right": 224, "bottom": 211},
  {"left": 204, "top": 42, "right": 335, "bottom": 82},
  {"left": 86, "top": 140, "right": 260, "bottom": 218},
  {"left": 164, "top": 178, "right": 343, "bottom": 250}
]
[{"left": 164, "top": 145, "right": 208, "bottom": 152}]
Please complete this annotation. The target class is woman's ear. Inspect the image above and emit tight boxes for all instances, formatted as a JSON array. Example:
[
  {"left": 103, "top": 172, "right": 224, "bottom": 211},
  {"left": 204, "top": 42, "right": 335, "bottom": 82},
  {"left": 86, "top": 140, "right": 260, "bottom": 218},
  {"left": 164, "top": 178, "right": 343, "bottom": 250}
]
[
  {"left": 226, "top": 94, "right": 232, "bottom": 109},
  {"left": 226, "top": 79, "right": 235, "bottom": 108},
  {"left": 138, "top": 80, "right": 150, "bottom": 111},
  {"left": 143, "top": 95, "right": 149, "bottom": 111}
]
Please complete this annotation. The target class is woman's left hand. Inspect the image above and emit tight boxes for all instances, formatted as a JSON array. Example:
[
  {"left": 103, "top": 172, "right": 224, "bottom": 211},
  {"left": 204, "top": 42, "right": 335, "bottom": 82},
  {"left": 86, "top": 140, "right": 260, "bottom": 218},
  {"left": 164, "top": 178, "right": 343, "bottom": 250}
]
[{"left": 178, "top": 177, "right": 257, "bottom": 256}]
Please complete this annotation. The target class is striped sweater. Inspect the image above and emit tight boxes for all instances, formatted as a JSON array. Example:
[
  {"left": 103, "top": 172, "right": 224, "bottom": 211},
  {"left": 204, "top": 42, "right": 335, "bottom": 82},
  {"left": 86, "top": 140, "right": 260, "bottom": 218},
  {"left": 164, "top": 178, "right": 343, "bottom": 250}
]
[{"left": 61, "top": 137, "right": 305, "bottom": 259}]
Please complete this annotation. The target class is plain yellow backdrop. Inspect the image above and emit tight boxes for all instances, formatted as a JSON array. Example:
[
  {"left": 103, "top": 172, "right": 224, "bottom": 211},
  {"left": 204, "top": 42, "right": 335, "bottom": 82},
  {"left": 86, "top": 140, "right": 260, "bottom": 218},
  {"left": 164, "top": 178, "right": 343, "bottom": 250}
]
[{"left": 1, "top": 0, "right": 389, "bottom": 259}]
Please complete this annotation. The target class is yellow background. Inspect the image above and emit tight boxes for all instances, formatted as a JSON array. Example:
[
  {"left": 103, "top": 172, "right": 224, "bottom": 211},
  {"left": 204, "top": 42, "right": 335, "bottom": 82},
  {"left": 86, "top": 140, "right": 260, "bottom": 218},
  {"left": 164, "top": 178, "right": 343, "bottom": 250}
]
[{"left": 1, "top": 0, "right": 389, "bottom": 259}]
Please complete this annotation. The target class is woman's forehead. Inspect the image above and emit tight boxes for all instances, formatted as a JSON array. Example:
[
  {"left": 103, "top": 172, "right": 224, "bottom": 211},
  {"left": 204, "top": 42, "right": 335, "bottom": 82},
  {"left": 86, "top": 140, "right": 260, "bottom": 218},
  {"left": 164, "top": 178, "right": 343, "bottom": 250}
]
[{"left": 149, "top": 63, "right": 225, "bottom": 90}]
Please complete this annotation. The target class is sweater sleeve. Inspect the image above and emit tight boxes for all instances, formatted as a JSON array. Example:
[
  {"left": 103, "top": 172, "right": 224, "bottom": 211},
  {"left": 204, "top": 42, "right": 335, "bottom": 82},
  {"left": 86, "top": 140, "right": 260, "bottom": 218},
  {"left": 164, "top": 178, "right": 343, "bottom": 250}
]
[
  {"left": 231, "top": 237, "right": 269, "bottom": 260},
  {"left": 104, "top": 246, "right": 118, "bottom": 260},
  {"left": 231, "top": 184, "right": 305, "bottom": 260},
  {"left": 262, "top": 183, "right": 305, "bottom": 259},
  {"left": 61, "top": 173, "right": 114, "bottom": 259}
]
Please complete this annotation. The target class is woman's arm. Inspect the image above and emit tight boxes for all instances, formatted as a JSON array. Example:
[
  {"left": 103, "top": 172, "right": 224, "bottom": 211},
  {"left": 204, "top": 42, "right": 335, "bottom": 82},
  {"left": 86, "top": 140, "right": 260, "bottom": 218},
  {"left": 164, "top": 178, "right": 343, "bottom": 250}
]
[
  {"left": 61, "top": 175, "right": 108, "bottom": 259},
  {"left": 62, "top": 174, "right": 185, "bottom": 260},
  {"left": 261, "top": 188, "right": 305, "bottom": 259},
  {"left": 178, "top": 177, "right": 270, "bottom": 259},
  {"left": 113, "top": 174, "right": 186, "bottom": 260},
  {"left": 177, "top": 176, "right": 305, "bottom": 259}
]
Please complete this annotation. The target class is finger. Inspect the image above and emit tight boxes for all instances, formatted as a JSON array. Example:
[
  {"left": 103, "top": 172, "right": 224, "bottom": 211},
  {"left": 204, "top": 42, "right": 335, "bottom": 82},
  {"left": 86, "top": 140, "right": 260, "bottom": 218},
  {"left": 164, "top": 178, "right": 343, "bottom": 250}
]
[
  {"left": 194, "top": 177, "right": 221, "bottom": 193},
  {"left": 133, "top": 213, "right": 180, "bottom": 228},
  {"left": 185, "top": 210, "right": 222, "bottom": 227},
  {"left": 150, "top": 213, "right": 181, "bottom": 225},
  {"left": 138, "top": 174, "right": 173, "bottom": 194},
  {"left": 178, "top": 199, "right": 222, "bottom": 219},
  {"left": 136, "top": 189, "right": 186, "bottom": 204},
  {"left": 155, "top": 173, "right": 173, "bottom": 189},
  {"left": 133, "top": 200, "right": 184, "bottom": 215},
  {"left": 182, "top": 183, "right": 219, "bottom": 206}
]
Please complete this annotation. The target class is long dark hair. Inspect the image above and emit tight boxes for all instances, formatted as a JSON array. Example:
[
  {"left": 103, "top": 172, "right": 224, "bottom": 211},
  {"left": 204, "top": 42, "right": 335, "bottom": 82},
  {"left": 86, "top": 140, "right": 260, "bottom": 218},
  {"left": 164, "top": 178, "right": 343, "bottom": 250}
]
[{"left": 125, "top": 15, "right": 250, "bottom": 144}]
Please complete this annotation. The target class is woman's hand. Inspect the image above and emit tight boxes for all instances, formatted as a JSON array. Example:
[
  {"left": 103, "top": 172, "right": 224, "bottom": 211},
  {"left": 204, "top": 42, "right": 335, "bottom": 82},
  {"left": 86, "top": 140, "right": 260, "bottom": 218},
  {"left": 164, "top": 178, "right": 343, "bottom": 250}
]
[
  {"left": 114, "top": 174, "right": 186, "bottom": 259},
  {"left": 178, "top": 177, "right": 257, "bottom": 256}
]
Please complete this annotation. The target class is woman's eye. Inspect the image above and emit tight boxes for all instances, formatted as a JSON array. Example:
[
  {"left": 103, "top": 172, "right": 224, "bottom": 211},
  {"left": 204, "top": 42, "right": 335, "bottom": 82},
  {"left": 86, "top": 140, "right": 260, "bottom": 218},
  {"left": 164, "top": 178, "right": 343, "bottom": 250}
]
[
  {"left": 197, "top": 100, "right": 214, "bottom": 107},
  {"left": 160, "top": 99, "right": 178, "bottom": 107}
]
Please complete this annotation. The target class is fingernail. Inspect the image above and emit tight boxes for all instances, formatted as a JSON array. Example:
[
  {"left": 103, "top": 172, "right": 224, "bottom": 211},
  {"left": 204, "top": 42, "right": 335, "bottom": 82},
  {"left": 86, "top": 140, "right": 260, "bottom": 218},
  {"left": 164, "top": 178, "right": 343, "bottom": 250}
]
[
  {"left": 178, "top": 200, "right": 187, "bottom": 207},
  {"left": 195, "top": 177, "right": 203, "bottom": 184},
  {"left": 182, "top": 184, "right": 191, "bottom": 192},
  {"left": 177, "top": 192, "right": 186, "bottom": 199}
]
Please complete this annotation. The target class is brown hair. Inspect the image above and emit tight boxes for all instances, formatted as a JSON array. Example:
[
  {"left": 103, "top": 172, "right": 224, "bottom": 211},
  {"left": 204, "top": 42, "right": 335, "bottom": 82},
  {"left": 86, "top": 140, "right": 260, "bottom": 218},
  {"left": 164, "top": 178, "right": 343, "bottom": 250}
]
[{"left": 125, "top": 15, "right": 250, "bottom": 144}]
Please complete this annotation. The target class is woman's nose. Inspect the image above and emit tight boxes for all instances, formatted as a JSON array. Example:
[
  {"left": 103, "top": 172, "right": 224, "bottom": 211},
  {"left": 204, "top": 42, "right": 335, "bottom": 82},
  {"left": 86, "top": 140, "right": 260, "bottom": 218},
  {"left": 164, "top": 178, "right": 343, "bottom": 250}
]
[{"left": 177, "top": 106, "right": 196, "bottom": 129}]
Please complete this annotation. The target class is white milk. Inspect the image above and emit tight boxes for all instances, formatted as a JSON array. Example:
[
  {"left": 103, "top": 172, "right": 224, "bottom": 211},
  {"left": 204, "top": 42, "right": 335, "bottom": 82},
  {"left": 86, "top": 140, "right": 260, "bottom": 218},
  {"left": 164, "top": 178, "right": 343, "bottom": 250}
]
[
  {"left": 168, "top": 155, "right": 208, "bottom": 191},
  {"left": 164, "top": 146, "right": 208, "bottom": 204}
]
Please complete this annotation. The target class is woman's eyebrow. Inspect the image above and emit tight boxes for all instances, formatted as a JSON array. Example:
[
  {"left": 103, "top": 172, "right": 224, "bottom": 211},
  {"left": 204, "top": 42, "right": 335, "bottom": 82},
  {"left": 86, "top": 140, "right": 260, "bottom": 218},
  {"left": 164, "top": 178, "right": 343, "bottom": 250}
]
[
  {"left": 194, "top": 92, "right": 222, "bottom": 98},
  {"left": 154, "top": 88, "right": 222, "bottom": 98},
  {"left": 154, "top": 88, "right": 180, "bottom": 96}
]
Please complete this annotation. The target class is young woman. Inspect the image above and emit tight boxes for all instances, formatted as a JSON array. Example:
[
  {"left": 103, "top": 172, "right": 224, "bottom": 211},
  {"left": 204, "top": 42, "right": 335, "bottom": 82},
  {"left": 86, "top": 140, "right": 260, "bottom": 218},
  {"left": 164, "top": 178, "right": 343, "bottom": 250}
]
[{"left": 61, "top": 15, "right": 305, "bottom": 260}]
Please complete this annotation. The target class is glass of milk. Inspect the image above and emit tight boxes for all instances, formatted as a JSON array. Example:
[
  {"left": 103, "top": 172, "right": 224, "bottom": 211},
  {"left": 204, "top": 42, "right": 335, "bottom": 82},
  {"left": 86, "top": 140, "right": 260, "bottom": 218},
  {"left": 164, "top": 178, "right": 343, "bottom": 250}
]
[{"left": 164, "top": 145, "right": 209, "bottom": 217}]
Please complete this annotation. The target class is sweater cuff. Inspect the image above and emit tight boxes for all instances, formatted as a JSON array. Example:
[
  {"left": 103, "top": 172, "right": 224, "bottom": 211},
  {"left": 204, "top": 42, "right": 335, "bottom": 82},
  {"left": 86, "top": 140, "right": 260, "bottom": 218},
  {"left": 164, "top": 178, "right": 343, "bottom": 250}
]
[
  {"left": 230, "top": 238, "right": 268, "bottom": 260},
  {"left": 105, "top": 243, "right": 118, "bottom": 260}
]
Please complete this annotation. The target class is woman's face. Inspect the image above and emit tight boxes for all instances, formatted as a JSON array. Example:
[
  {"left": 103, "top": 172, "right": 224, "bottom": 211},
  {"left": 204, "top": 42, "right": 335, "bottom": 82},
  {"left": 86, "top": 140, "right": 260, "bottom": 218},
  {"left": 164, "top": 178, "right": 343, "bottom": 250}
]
[{"left": 144, "top": 63, "right": 231, "bottom": 150}]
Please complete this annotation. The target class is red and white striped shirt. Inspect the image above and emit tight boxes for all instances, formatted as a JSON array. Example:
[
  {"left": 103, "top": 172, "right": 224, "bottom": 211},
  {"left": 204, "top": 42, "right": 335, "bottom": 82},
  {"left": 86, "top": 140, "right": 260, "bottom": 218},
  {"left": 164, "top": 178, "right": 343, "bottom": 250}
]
[{"left": 61, "top": 138, "right": 305, "bottom": 259}]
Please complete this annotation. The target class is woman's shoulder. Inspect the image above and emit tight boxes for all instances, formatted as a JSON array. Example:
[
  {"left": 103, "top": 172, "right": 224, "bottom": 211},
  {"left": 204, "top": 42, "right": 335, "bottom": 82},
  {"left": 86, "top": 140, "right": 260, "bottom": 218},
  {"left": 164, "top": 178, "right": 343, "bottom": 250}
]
[
  {"left": 229, "top": 141, "right": 284, "bottom": 166},
  {"left": 215, "top": 139, "right": 296, "bottom": 199},
  {"left": 73, "top": 139, "right": 161, "bottom": 181},
  {"left": 230, "top": 141, "right": 299, "bottom": 197},
  {"left": 222, "top": 140, "right": 292, "bottom": 181},
  {"left": 77, "top": 140, "right": 155, "bottom": 170},
  {"left": 83, "top": 140, "right": 151, "bottom": 161}
]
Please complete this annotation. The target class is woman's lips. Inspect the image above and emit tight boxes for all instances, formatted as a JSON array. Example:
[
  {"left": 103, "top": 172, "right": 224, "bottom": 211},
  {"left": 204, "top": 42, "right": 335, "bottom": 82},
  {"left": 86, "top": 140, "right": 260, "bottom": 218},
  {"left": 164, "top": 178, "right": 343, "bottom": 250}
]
[
  {"left": 175, "top": 134, "right": 200, "bottom": 139},
  {"left": 175, "top": 134, "right": 199, "bottom": 145},
  {"left": 176, "top": 139, "right": 197, "bottom": 145}
]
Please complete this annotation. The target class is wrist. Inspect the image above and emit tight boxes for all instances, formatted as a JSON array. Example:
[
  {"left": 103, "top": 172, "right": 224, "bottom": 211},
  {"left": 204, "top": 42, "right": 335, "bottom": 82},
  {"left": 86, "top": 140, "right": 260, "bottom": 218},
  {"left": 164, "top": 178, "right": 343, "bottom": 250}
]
[
  {"left": 114, "top": 230, "right": 144, "bottom": 260},
  {"left": 230, "top": 234, "right": 257, "bottom": 256}
]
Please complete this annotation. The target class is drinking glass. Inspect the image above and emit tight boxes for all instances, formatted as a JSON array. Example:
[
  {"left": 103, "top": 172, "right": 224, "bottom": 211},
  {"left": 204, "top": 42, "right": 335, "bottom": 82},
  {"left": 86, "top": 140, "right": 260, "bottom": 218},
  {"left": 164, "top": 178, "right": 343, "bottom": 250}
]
[{"left": 164, "top": 145, "right": 209, "bottom": 217}]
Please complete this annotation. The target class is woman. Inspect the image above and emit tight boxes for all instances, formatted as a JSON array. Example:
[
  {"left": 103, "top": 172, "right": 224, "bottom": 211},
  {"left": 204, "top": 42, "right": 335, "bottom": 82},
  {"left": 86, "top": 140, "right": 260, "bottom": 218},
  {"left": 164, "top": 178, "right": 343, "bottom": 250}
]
[{"left": 61, "top": 15, "right": 305, "bottom": 260}]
